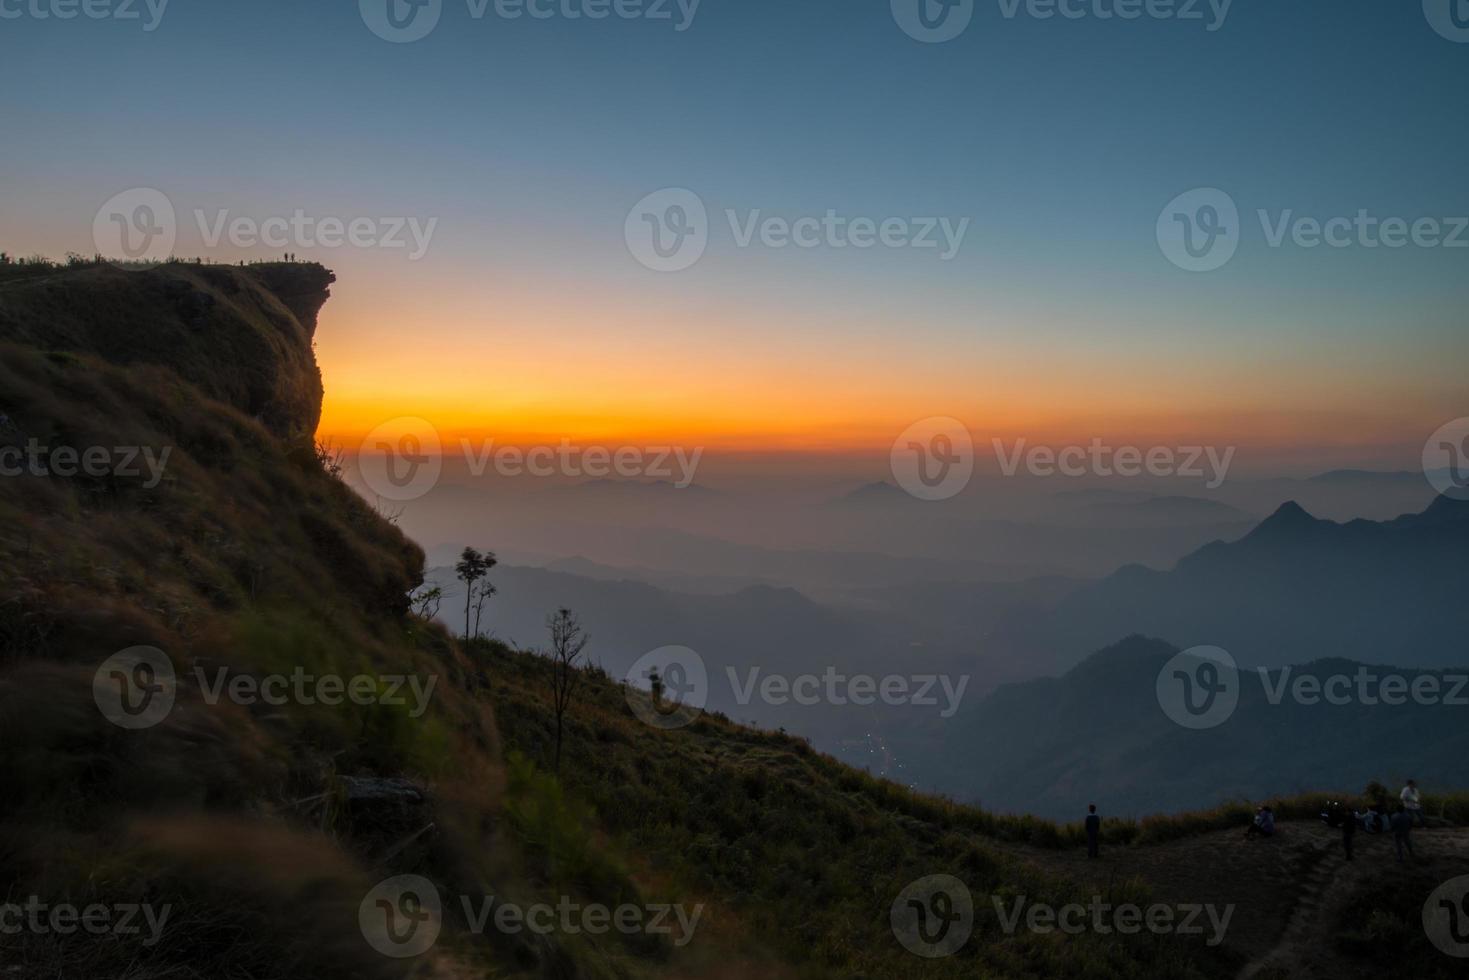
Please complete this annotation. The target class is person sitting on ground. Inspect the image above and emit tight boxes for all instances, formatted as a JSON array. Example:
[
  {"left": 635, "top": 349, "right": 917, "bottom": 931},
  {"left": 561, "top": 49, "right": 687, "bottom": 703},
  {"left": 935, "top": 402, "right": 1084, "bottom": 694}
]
[
  {"left": 1391, "top": 803, "right": 1415, "bottom": 863},
  {"left": 1358, "top": 804, "right": 1388, "bottom": 834},
  {"left": 1245, "top": 804, "right": 1276, "bottom": 839},
  {"left": 1401, "top": 780, "right": 1427, "bottom": 828},
  {"left": 1085, "top": 804, "right": 1101, "bottom": 859}
]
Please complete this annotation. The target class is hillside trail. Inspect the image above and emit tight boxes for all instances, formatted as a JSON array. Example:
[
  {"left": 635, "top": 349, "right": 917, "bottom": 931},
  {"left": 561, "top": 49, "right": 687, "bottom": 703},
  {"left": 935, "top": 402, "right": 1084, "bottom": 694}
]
[{"left": 999, "top": 820, "right": 1469, "bottom": 977}]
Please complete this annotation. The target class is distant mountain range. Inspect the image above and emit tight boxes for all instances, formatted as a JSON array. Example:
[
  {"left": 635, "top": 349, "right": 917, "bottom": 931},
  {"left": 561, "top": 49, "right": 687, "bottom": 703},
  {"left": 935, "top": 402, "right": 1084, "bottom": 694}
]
[
  {"left": 996, "top": 495, "right": 1469, "bottom": 674},
  {"left": 427, "top": 492, "right": 1468, "bottom": 809},
  {"left": 918, "top": 636, "right": 1469, "bottom": 819}
]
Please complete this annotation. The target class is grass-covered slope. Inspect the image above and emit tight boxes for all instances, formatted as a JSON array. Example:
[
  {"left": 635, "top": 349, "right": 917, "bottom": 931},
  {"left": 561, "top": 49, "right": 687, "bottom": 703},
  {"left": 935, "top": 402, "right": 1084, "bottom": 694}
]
[{"left": 0, "top": 260, "right": 1461, "bottom": 979}]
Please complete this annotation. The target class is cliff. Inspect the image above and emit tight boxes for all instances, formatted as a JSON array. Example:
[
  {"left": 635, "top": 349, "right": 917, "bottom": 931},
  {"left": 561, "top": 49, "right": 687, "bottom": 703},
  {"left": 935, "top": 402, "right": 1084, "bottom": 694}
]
[{"left": 0, "top": 261, "right": 333, "bottom": 436}]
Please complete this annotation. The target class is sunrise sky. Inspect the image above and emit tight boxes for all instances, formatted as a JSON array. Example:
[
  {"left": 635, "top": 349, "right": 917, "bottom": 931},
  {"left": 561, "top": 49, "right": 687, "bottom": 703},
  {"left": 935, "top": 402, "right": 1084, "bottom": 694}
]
[{"left": 3, "top": 1, "right": 1465, "bottom": 470}]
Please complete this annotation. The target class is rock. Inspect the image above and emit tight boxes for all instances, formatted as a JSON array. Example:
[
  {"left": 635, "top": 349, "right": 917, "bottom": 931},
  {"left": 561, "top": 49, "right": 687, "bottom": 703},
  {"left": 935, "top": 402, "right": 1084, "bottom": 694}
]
[{"left": 339, "top": 776, "right": 425, "bottom": 805}]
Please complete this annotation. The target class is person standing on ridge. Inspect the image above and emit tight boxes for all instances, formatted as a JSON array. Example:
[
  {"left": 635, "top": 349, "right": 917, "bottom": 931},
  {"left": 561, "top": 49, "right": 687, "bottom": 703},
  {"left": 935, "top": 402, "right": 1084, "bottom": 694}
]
[
  {"left": 1391, "top": 803, "right": 1415, "bottom": 863},
  {"left": 1085, "top": 805, "right": 1101, "bottom": 859},
  {"left": 1401, "top": 779, "right": 1426, "bottom": 828}
]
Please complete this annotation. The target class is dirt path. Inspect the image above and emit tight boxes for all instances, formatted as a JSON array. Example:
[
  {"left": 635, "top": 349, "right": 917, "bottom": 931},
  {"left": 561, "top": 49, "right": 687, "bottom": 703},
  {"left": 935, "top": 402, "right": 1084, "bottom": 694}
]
[
  {"left": 1236, "top": 825, "right": 1469, "bottom": 979},
  {"left": 1000, "top": 821, "right": 1469, "bottom": 978}
]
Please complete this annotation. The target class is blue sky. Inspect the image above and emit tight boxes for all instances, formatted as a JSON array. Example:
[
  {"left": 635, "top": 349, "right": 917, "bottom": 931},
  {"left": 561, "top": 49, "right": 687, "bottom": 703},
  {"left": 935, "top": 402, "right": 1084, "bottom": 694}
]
[{"left": 2, "top": 0, "right": 1466, "bottom": 462}]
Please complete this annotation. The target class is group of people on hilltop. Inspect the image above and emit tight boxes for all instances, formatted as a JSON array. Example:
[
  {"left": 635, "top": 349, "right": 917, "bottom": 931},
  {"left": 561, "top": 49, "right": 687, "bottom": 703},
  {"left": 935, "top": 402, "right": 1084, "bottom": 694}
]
[
  {"left": 1080, "top": 780, "right": 1433, "bottom": 863},
  {"left": 1303, "top": 780, "right": 1429, "bottom": 863},
  {"left": 1329, "top": 779, "right": 1428, "bottom": 863}
]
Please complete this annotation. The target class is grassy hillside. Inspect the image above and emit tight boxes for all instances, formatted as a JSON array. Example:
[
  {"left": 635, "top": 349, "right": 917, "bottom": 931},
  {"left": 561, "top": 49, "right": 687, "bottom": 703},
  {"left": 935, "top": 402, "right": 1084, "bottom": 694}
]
[{"left": 0, "top": 261, "right": 1462, "bottom": 979}]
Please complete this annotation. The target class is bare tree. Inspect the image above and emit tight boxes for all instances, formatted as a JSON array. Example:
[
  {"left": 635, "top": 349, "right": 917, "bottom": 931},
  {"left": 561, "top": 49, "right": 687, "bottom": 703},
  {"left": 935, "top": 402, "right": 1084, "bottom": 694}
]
[
  {"left": 409, "top": 585, "right": 443, "bottom": 621},
  {"left": 472, "top": 580, "right": 498, "bottom": 639},
  {"left": 454, "top": 548, "right": 496, "bottom": 640},
  {"left": 546, "top": 607, "right": 589, "bottom": 773}
]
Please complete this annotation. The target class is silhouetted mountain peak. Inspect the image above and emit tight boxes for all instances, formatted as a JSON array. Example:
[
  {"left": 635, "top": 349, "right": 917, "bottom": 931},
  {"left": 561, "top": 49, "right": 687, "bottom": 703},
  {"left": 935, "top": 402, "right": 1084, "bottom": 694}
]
[
  {"left": 1268, "top": 499, "right": 1313, "bottom": 522},
  {"left": 1399, "top": 492, "right": 1469, "bottom": 527},
  {"left": 1244, "top": 500, "right": 1324, "bottom": 543}
]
